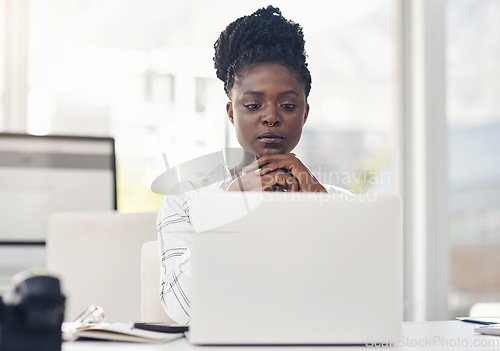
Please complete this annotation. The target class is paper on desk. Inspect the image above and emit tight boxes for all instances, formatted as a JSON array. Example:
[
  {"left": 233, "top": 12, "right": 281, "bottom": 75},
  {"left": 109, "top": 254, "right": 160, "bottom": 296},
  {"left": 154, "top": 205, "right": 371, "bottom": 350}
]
[{"left": 62, "top": 322, "right": 184, "bottom": 343}]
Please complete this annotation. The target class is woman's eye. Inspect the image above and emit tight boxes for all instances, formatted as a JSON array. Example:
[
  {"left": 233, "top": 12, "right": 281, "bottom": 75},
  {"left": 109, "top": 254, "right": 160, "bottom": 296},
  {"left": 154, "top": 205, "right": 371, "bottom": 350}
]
[
  {"left": 244, "top": 104, "right": 261, "bottom": 111},
  {"left": 281, "top": 104, "right": 296, "bottom": 110}
]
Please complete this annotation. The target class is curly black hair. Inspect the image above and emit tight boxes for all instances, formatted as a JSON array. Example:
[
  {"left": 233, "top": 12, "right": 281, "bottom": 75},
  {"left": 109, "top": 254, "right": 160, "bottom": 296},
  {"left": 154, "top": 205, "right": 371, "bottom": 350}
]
[{"left": 214, "top": 5, "right": 311, "bottom": 98}]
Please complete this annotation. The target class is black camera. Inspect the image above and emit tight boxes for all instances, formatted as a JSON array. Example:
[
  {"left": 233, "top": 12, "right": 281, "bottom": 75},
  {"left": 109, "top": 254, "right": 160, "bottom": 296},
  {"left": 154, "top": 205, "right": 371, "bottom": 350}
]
[{"left": 0, "top": 272, "right": 65, "bottom": 351}]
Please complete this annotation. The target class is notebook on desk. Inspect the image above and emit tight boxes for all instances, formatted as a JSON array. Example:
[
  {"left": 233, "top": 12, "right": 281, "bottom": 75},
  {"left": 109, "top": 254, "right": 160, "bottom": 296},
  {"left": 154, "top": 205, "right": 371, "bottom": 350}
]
[{"left": 186, "top": 192, "right": 402, "bottom": 345}]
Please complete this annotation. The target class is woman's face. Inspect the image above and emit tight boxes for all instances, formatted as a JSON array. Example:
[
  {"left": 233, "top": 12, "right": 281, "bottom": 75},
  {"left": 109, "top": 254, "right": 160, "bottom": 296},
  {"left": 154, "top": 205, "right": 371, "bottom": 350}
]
[{"left": 226, "top": 63, "right": 309, "bottom": 159}]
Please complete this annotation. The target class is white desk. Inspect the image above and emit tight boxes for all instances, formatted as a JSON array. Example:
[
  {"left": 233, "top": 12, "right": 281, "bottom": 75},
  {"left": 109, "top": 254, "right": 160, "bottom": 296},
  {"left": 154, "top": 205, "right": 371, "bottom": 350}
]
[{"left": 63, "top": 321, "right": 500, "bottom": 350}]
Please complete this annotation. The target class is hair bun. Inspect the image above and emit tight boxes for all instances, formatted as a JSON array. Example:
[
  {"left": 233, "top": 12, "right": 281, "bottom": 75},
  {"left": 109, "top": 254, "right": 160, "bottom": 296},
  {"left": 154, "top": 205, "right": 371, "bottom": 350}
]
[{"left": 214, "top": 5, "right": 311, "bottom": 96}]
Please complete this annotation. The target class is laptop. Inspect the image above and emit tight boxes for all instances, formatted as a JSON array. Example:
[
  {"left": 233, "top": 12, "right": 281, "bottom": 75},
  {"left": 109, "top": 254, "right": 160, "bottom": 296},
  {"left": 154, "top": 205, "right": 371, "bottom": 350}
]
[{"left": 187, "top": 192, "right": 402, "bottom": 345}]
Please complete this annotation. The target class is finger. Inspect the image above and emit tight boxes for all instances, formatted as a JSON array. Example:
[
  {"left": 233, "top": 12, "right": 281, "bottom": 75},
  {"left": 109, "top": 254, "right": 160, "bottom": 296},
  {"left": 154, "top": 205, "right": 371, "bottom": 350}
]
[
  {"left": 257, "top": 173, "right": 278, "bottom": 191},
  {"left": 257, "top": 159, "right": 295, "bottom": 175},
  {"left": 246, "top": 160, "right": 283, "bottom": 175},
  {"left": 257, "top": 153, "right": 294, "bottom": 163},
  {"left": 285, "top": 174, "right": 300, "bottom": 192},
  {"left": 272, "top": 170, "right": 298, "bottom": 191},
  {"left": 255, "top": 154, "right": 289, "bottom": 166},
  {"left": 255, "top": 162, "right": 280, "bottom": 175},
  {"left": 241, "top": 160, "right": 260, "bottom": 173},
  {"left": 244, "top": 171, "right": 283, "bottom": 191},
  {"left": 229, "top": 172, "right": 266, "bottom": 191},
  {"left": 244, "top": 154, "right": 288, "bottom": 172},
  {"left": 245, "top": 154, "right": 296, "bottom": 174}
]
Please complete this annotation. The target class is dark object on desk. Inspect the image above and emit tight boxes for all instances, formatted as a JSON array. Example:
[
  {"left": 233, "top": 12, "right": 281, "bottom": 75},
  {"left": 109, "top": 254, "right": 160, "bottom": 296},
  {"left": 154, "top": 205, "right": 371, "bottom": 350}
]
[
  {"left": 457, "top": 317, "right": 500, "bottom": 325},
  {"left": 133, "top": 322, "right": 188, "bottom": 333},
  {"left": 0, "top": 273, "right": 65, "bottom": 351}
]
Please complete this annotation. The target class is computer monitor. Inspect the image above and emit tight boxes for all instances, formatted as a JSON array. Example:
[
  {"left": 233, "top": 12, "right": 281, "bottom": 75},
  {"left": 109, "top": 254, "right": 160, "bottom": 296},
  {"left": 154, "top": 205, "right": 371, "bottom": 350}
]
[{"left": 0, "top": 133, "right": 116, "bottom": 243}]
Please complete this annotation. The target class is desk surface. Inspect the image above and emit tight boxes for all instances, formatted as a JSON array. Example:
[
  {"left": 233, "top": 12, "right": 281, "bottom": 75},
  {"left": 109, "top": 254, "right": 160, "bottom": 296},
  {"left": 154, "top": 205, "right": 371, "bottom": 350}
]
[{"left": 63, "top": 321, "right": 500, "bottom": 350}]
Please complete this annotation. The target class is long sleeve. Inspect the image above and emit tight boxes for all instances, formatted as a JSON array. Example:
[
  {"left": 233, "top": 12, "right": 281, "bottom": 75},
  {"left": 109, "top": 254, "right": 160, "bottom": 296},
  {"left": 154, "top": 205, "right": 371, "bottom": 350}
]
[
  {"left": 157, "top": 192, "right": 194, "bottom": 325},
  {"left": 156, "top": 176, "right": 229, "bottom": 325}
]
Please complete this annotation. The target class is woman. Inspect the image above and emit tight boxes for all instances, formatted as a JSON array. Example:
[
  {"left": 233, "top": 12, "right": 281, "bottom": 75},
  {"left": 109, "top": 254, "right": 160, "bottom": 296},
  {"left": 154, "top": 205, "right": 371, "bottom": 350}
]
[{"left": 157, "top": 5, "right": 347, "bottom": 325}]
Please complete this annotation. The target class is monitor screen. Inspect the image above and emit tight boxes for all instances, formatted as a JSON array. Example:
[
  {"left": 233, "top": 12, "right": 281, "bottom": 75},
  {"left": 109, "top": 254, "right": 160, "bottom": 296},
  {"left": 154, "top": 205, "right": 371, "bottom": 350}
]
[{"left": 0, "top": 134, "right": 116, "bottom": 243}]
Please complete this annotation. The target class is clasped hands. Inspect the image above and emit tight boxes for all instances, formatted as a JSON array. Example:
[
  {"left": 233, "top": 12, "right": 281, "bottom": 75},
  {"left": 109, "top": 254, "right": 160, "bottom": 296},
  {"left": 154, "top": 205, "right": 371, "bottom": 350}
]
[{"left": 227, "top": 153, "right": 326, "bottom": 192}]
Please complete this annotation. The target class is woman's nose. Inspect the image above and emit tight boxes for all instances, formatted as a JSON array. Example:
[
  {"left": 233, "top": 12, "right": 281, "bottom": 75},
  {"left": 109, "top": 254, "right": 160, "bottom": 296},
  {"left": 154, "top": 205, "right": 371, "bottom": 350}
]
[{"left": 261, "top": 106, "right": 280, "bottom": 126}]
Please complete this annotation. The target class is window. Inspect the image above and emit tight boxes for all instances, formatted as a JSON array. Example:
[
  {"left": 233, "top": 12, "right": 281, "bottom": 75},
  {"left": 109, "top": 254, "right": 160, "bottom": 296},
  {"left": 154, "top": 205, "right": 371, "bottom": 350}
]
[
  {"left": 5, "top": 0, "right": 498, "bottom": 321},
  {"left": 294, "top": 0, "right": 395, "bottom": 194},
  {"left": 447, "top": 0, "right": 500, "bottom": 317},
  {"left": 24, "top": 0, "right": 396, "bottom": 212}
]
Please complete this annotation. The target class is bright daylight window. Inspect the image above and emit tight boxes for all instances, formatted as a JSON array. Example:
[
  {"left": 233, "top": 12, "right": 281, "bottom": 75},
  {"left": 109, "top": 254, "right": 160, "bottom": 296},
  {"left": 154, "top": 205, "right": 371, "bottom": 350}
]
[
  {"left": 26, "top": 0, "right": 396, "bottom": 211},
  {"left": 447, "top": 0, "right": 500, "bottom": 317},
  {"left": 6, "top": 0, "right": 500, "bottom": 320}
]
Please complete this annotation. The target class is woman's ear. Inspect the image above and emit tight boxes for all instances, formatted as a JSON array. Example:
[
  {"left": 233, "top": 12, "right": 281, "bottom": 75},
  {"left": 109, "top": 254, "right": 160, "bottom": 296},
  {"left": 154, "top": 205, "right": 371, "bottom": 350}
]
[
  {"left": 303, "top": 102, "right": 309, "bottom": 125},
  {"left": 226, "top": 101, "right": 235, "bottom": 125}
]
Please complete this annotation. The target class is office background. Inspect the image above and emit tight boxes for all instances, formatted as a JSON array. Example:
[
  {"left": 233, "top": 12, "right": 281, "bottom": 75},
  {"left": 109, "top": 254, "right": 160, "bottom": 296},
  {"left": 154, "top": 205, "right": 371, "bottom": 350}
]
[{"left": 0, "top": 0, "right": 499, "bottom": 322}]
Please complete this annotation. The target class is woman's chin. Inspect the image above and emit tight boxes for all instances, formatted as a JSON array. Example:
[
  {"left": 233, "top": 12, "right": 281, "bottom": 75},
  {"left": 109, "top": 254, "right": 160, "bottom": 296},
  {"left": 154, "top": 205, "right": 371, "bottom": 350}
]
[{"left": 255, "top": 147, "right": 289, "bottom": 158}]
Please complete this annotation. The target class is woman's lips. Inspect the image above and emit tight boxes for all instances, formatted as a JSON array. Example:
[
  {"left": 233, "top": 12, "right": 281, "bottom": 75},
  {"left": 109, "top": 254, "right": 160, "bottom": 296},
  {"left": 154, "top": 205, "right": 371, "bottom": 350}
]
[
  {"left": 259, "top": 137, "right": 284, "bottom": 143},
  {"left": 258, "top": 131, "right": 285, "bottom": 144}
]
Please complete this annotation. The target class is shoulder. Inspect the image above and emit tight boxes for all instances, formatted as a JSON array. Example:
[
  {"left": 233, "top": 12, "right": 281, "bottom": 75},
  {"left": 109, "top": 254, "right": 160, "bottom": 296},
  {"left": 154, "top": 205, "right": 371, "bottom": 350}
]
[{"left": 158, "top": 179, "right": 226, "bottom": 214}]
